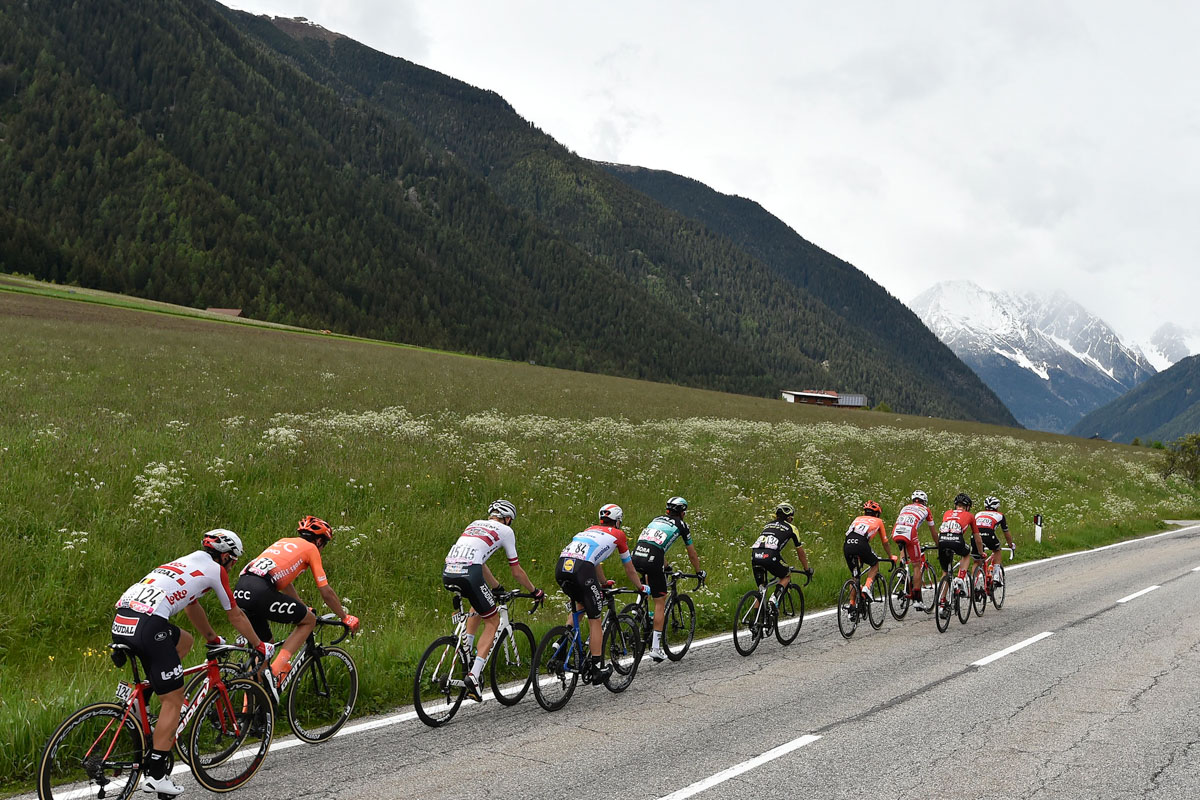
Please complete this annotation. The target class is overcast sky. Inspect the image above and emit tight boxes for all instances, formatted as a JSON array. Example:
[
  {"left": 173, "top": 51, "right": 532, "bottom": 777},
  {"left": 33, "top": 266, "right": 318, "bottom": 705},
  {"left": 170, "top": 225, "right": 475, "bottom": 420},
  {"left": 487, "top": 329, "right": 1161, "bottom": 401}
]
[{"left": 226, "top": 1, "right": 1198, "bottom": 343}]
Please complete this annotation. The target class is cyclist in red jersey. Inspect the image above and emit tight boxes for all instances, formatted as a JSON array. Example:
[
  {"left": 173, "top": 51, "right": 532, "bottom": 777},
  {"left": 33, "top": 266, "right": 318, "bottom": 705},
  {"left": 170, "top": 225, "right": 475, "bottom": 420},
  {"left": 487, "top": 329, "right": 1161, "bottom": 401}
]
[
  {"left": 937, "top": 493, "right": 987, "bottom": 610},
  {"left": 975, "top": 495, "right": 1014, "bottom": 585},
  {"left": 891, "top": 490, "right": 937, "bottom": 609}
]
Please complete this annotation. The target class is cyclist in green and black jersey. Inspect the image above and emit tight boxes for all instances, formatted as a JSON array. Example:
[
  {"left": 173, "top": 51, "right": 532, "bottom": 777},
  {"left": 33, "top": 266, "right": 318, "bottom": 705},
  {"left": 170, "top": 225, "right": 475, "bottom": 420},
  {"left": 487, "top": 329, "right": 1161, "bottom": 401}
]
[{"left": 632, "top": 496, "right": 704, "bottom": 662}]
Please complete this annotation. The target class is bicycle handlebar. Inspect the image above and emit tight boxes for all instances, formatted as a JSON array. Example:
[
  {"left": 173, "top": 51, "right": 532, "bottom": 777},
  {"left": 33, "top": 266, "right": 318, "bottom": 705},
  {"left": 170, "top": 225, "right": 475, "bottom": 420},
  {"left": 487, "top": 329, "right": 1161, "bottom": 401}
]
[
  {"left": 314, "top": 614, "right": 353, "bottom": 645},
  {"left": 788, "top": 566, "right": 813, "bottom": 586}
]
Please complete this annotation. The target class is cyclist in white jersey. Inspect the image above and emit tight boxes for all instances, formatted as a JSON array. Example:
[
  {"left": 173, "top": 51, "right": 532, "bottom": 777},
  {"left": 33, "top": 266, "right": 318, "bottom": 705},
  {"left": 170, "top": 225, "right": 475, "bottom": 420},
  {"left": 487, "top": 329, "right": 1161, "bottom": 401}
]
[
  {"left": 974, "top": 495, "right": 1014, "bottom": 585},
  {"left": 442, "top": 500, "right": 545, "bottom": 700},
  {"left": 555, "top": 503, "right": 646, "bottom": 683},
  {"left": 111, "top": 530, "right": 272, "bottom": 797},
  {"left": 891, "top": 490, "right": 937, "bottom": 610}
]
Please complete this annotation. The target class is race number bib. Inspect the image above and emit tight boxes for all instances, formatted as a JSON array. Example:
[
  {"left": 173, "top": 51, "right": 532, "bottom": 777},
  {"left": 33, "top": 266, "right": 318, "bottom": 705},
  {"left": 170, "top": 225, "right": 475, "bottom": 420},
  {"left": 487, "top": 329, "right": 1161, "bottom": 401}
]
[
  {"left": 754, "top": 534, "right": 780, "bottom": 550},
  {"left": 939, "top": 521, "right": 963, "bottom": 535},
  {"left": 246, "top": 556, "right": 276, "bottom": 578},
  {"left": 446, "top": 543, "right": 479, "bottom": 563},
  {"left": 640, "top": 528, "right": 669, "bottom": 546},
  {"left": 116, "top": 583, "right": 166, "bottom": 615},
  {"left": 561, "top": 540, "right": 589, "bottom": 559}
]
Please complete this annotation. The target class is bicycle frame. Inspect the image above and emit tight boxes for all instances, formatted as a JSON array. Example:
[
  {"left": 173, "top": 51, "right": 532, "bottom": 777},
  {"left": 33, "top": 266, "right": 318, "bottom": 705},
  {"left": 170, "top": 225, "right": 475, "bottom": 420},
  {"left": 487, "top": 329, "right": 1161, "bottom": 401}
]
[{"left": 115, "top": 654, "right": 229, "bottom": 742}]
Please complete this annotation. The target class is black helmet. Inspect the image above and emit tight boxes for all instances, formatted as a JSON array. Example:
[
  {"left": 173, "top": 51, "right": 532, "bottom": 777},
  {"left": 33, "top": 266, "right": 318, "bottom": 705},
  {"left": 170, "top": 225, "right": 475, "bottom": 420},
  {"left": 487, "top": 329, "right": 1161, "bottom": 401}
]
[
  {"left": 775, "top": 502, "right": 795, "bottom": 519},
  {"left": 954, "top": 492, "right": 972, "bottom": 509}
]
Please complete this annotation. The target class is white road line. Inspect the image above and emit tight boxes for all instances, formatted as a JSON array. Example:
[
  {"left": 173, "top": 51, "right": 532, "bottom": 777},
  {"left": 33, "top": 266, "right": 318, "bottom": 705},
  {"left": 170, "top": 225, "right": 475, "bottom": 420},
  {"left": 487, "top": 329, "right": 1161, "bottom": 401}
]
[
  {"left": 1192, "top": 565, "right": 1200, "bottom": 572},
  {"left": 1116, "top": 585, "right": 1160, "bottom": 603},
  {"left": 656, "top": 734, "right": 821, "bottom": 800},
  {"left": 1006, "top": 523, "right": 1199, "bottom": 573},
  {"left": 971, "top": 632, "right": 1054, "bottom": 666}
]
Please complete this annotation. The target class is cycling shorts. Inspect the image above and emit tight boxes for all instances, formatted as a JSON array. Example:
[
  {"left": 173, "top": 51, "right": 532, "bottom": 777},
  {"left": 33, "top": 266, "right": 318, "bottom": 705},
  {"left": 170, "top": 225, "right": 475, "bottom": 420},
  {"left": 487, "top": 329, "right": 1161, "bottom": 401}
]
[
  {"left": 111, "top": 610, "right": 183, "bottom": 695},
  {"left": 555, "top": 556, "right": 603, "bottom": 620},
  {"left": 442, "top": 563, "right": 497, "bottom": 619},
  {"left": 893, "top": 534, "right": 921, "bottom": 563},
  {"left": 937, "top": 535, "right": 970, "bottom": 572},
  {"left": 971, "top": 530, "right": 1002, "bottom": 557},
  {"left": 631, "top": 543, "right": 668, "bottom": 598},
  {"left": 843, "top": 533, "right": 879, "bottom": 572},
  {"left": 751, "top": 549, "right": 790, "bottom": 585},
  {"left": 234, "top": 574, "right": 309, "bottom": 644}
]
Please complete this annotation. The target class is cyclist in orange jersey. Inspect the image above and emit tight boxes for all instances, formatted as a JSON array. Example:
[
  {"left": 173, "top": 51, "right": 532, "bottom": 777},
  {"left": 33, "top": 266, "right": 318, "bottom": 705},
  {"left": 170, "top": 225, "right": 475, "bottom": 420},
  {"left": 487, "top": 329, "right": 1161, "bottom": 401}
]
[
  {"left": 235, "top": 516, "right": 359, "bottom": 700},
  {"left": 842, "top": 500, "right": 896, "bottom": 606}
]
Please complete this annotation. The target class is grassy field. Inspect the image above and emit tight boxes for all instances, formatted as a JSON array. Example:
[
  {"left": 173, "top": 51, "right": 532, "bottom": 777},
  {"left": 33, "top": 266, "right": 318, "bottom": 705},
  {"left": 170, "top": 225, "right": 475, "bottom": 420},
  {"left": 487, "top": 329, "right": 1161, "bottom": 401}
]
[{"left": 3, "top": 281, "right": 1199, "bottom": 788}]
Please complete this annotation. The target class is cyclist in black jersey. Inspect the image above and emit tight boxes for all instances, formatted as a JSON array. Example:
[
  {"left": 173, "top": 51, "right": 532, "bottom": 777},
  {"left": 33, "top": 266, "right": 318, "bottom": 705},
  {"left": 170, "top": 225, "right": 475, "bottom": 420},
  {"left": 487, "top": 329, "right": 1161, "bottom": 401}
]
[{"left": 751, "top": 503, "right": 813, "bottom": 595}]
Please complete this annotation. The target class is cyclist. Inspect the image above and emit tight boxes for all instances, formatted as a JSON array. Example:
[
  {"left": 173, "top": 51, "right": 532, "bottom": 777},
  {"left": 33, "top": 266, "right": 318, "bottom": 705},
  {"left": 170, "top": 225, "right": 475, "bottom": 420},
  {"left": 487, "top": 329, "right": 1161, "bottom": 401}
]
[
  {"left": 891, "top": 490, "right": 937, "bottom": 611},
  {"left": 842, "top": 500, "right": 895, "bottom": 615},
  {"left": 442, "top": 500, "right": 545, "bottom": 701},
  {"left": 937, "top": 493, "right": 987, "bottom": 617},
  {"left": 111, "top": 529, "right": 273, "bottom": 797},
  {"left": 750, "top": 502, "right": 813, "bottom": 605},
  {"left": 974, "top": 495, "right": 1014, "bottom": 586},
  {"left": 556, "top": 503, "right": 647, "bottom": 684},
  {"left": 235, "top": 515, "right": 360, "bottom": 699},
  {"left": 632, "top": 496, "right": 705, "bottom": 662}
]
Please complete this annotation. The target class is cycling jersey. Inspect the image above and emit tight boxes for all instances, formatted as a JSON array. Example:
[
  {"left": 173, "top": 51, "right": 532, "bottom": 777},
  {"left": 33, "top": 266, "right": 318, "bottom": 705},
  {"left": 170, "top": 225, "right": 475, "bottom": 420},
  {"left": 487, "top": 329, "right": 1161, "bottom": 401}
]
[
  {"left": 242, "top": 537, "right": 328, "bottom": 590},
  {"left": 444, "top": 519, "right": 519, "bottom": 568},
  {"left": 559, "top": 525, "right": 632, "bottom": 566},
  {"left": 636, "top": 515, "right": 692, "bottom": 552},
  {"left": 843, "top": 516, "right": 886, "bottom": 572},
  {"left": 939, "top": 509, "right": 978, "bottom": 541},
  {"left": 752, "top": 520, "right": 802, "bottom": 553},
  {"left": 845, "top": 515, "right": 887, "bottom": 542},
  {"left": 114, "top": 550, "right": 235, "bottom": 619},
  {"left": 891, "top": 503, "right": 934, "bottom": 542},
  {"left": 975, "top": 510, "right": 1008, "bottom": 534}
]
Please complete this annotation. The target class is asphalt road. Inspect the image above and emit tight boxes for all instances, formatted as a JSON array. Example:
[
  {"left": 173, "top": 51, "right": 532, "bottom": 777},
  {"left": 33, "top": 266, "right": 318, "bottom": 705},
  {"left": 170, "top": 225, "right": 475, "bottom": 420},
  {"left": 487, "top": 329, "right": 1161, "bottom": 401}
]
[{"left": 28, "top": 523, "right": 1200, "bottom": 799}]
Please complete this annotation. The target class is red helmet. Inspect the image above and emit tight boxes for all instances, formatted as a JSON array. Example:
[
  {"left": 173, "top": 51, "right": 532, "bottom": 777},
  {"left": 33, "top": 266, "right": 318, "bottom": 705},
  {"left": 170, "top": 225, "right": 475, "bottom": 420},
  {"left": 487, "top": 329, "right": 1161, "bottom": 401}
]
[
  {"left": 862, "top": 500, "right": 882, "bottom": 517},
  {"left": 297, "top": 515, "right": 333, "bottom": 543}
]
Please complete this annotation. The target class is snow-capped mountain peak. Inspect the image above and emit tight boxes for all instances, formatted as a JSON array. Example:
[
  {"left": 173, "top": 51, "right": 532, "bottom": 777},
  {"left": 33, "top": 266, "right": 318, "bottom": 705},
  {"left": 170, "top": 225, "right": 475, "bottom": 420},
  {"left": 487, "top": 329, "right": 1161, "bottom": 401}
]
[{"left": 1138, "top": 322, "right": 1200, "bottom": 371}]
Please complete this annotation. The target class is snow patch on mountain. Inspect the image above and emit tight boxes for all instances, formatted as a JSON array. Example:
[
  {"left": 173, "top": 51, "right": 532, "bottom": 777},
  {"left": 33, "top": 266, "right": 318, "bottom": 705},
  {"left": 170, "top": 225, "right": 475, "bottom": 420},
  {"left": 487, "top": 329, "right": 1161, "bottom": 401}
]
[{"left": 1139, "top": 322, "right": 1200, "bottom": 371}]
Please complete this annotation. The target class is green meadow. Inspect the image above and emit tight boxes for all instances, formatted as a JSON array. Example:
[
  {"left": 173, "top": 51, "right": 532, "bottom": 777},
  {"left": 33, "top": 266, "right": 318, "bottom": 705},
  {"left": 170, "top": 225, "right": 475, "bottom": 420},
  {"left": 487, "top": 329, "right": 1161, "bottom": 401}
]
[{"left": 3, "top": 282, "right": 1199, "bottom": 787}]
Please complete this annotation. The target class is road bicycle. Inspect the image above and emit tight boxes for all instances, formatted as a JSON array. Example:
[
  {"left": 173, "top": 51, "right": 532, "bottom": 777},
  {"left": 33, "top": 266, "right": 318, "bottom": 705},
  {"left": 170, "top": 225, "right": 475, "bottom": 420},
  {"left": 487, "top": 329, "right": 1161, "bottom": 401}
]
[
  {"left": 531, "top": 587, "right": 642, "bottom": 711},
  {"left": 413, "top": 588, "right": 541, "bottom": 727},
  {"left": 933, "top": 561, "right": 975, "bottom": 632},
  {"left": 622, "top": 564, "right": 703, "bottom": 661},
  {"left": 38, "top": 642, "right": 273, "bottom": 799},
  {"left": 887, "top": 544, "right": 940, "bottom": 620},
  {"left": 732, "top": 567, "right": 809, "bottom": 656},
  {"left": 837, "top": 559, "right": 893, "bottom": 639},
  {"left": 971, "top": 546, "right": 1014, "bottom": 614}
]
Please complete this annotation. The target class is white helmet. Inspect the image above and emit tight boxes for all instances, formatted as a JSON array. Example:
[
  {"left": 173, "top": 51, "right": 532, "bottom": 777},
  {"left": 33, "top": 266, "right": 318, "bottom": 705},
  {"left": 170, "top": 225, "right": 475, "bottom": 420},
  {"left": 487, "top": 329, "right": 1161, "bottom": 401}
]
[
  {"left": 599, "top": 503, "right": 624, "bottom": 527},
  {"left": 911, "top": 490, "right": 928, "bottom": 504},
  {"left": 984, "top": 496, "right": 1001, "bottom": 511},
  {"left": 201, "top": 528, "right": 243, "bottom": 558},
  {"left": 488, "top": 499, "right": 517, "bottom": 522}
]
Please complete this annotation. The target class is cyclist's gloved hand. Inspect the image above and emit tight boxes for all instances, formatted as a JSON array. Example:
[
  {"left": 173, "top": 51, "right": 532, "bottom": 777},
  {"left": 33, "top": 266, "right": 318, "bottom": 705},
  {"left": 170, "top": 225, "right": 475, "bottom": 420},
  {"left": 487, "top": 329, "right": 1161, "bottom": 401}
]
[
  {"left": 206, "top": 634, "right": 227, "bottom": 646},
  {"left": 804, "top": 568, "right": 814, "bottom": 578},
  {"left": 641, "top": 584, "right": 651, "bottom": 594},
  {"left": 531, "top": 588, "right": 546, "bottom": 604},
  {"left": 255, "top": 641, "right": 275, "bottom": 661},
  {"left": 492, "top": 584, "right": 506, "bottom": 598},
  {"left": 697, "top": 569, "right": 707, "bottom": 583},
  {"left": 343, "top": 614, "right": 360, "bottom": 634},
  {"left": 604, "top": 579, "right": 616, "bottom": 589}
]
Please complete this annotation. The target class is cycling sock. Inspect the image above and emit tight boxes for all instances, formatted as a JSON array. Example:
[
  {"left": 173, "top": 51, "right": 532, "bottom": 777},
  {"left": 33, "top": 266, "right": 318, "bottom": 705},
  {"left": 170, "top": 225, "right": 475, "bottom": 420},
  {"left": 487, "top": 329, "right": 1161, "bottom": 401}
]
[
  {"left": 271, "top": 649, "right": 294, "bottom": 678},
  {"left": 651, "top": 631, "right": 662, "bottom": 650},
  {"left": 470, "top": 656, "right": 486, "bottom": 679},
  {"left": 146, "top": 749, "right": 171, "bottom": 779},
  {"left": 590, "top": 654, "right": 604, "bottom": 669}
]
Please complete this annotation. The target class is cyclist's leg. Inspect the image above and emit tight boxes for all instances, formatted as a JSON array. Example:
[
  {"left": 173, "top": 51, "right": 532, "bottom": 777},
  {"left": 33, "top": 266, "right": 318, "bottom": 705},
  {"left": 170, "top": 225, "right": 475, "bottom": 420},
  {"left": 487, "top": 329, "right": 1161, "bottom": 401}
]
[{"left": 132, "top": 615, "right": 187, "bottom": 779}]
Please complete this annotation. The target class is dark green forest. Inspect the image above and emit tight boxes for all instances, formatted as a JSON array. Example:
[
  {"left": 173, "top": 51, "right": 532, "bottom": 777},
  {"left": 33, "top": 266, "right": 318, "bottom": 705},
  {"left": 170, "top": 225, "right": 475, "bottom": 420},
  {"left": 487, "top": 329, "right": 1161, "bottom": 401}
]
[
  {"left": 1070, "top": 355, "right": 1200, "bottom": 443},
  {"left": 0, "top": 0, "right": 1016, "bottom": 423}
]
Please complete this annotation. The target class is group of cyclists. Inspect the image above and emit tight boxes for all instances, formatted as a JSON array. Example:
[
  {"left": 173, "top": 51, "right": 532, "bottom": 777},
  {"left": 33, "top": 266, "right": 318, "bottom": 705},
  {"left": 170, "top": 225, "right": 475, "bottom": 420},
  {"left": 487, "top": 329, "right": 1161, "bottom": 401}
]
[{"left": 107, "top": 491, "right": 1013, "bottom": 796}]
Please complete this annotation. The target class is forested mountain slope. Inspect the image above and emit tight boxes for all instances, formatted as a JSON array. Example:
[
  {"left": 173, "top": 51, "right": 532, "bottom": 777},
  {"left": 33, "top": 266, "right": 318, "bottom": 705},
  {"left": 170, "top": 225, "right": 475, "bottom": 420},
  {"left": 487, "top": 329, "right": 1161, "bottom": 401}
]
[
  {"left": 0, "top": 0, "right": 1014, "bottom": 422},
  {"left": 1070, "top": 355, "right": 1200, "bottom": 443}
]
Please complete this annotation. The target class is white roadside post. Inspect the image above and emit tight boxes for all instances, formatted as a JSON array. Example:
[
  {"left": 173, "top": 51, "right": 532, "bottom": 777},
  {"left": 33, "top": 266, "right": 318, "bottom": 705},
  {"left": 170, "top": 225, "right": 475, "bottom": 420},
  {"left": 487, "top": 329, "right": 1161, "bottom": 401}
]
[{"left": 1034, "top": 513, "right": 1043, "bottom": 543}]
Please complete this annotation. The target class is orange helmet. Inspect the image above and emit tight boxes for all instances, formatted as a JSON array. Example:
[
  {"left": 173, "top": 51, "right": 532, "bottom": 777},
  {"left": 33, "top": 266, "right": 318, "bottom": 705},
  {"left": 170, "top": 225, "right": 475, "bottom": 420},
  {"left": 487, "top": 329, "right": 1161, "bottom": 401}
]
[
  {"left": 862, "top": 500, "right": 882, "bottom": 517},
  {"left": 297, "top": 515, "right": 333, "bottom": 543}
]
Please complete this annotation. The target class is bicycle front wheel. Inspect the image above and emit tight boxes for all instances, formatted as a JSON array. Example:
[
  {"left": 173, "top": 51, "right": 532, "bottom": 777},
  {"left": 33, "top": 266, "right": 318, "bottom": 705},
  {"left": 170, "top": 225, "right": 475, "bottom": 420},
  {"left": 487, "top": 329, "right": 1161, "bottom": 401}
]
[
  {"left": 188, "top": 678, "right": 273, "bottom": 793},
  {"left": 934, "top": 575, "right": 952, "bottom": 633},
  {"left": 489, "top": 622, "right": 535, "bottom": 706},
  {"left": 920, "top": 563, "right": 939, "bottom": 614},
  {"left": 38, "top": 702, "right": 146, "bottom": 800},
  {"left": 775, "top": 584, "right": 804, "bottom": 645},
  {"left": 662, "top": 594, "right": 695, "bottom": 661},
  {"left": 971, "top": 565, "right": 988, "bottom": 617},
  {"left": 287, "top": 646, "right": 359, "bottom": 743},
  {"left": 888, "top": 567, "right": 911, "bottom": 621},
  {"left": 837, "top": 579, "right": 858, "bottom": 639},
  {"left": 733, "top": 590, "right": 764, "bottom": 656},
  {"left": 176, "top": 661, "right": 243, "bottom": 765},
  {"left": 991, "top": 563, "right": 1006, "bottom": 609},
  {"left": 620, "top": 602, "right": 650, "bottom": 647},
  {"left": 956, "top": 574, "right": 972, "bottom": 624},
  {"left": 533, "top": 626, "right": 579, "bottom": 711},
  {"left": 413, "top": 636, "right": 467, "bottom": 728},
  {"left": 867, "top": 577, "right": 887, "bottom": 629},
  {"left": 603, "top": 614, "right": 642, "bottom": 693}
]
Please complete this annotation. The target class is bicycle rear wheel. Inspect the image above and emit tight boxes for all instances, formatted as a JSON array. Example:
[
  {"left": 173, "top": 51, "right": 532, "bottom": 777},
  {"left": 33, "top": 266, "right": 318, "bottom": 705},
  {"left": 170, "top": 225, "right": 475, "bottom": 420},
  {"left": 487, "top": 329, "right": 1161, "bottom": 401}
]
[
  {"left": 971, "top": 565, "right": 989, "bottom": 617},
  {"left": 287, "top": 646, "right": 359, "bottom": 743},
  {"left": 888, "top": 567, "right": 911, "bottom": 621},
  {"left": 837, "top": 579, "right": 859, "bottom": 639},
  {"left": 603, "top": 614, "right": 642, "bottom": 693},
  {"left": 413, "top": 636, "right": 467, "bottom": 727},
  {"left": 867, "top": 577, "right": 887, "bottom": 629},
  {"left": 733, "top": 590, "right": 764, "bottom": 656},
  {"left": 775, "top": 584, "right": 804, "bottom": 645},
  {"left": 38, "top": 702, "right": 145, "bottom": 800},
  {"left": 489, "top": 622, "right": 535, "bottom": 706},
  {"left": 662, "top": 594, "right": 695, "bottom": 661},
  {"left": 934, "top": 575, "right": 952, "bottom": 633},
  {"left": 532, "top": 626, "right": 579, "bottom": 711},
  {"left": 955, "top": 574, "right": 972, "bottom": 624},
  {"left": 188, "top": 678, "right": 273, "bottom": 793},
  {"left": 991, "top": 563, "right": 1006, "bottom": 609}
]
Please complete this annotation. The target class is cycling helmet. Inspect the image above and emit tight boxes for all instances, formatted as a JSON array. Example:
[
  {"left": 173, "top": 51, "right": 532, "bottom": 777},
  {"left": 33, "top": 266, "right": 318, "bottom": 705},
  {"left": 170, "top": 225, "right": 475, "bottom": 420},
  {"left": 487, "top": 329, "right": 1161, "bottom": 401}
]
[
  {"left": 954, "top": 492, "right": 973, "bottom": 509},
  {"left": 984, "top": 495, "right": 1001, "bottom": 511},
  {"left": 202, "top": 528, "right": 244, "bottom": 558},
  {"left": 666, "top": 496, "right": 688, "bottom": 514},
  {"left": 488, "top": 499, "right": 517, "bottom": 522},
  {"left": 598, "top": 503, "right": 624, "bottom": 527},
  {"left": 911, "top": 490, "right": 928, "bottom": 504},
  {"left": 863, "top": 500, "right": 882, "bottom": 517},
  {"left": 776, "top": 502, "right": 795, "bottom": 519},
  {"left": 297, "top": 515, "right": 333, "bottom": 543}
]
